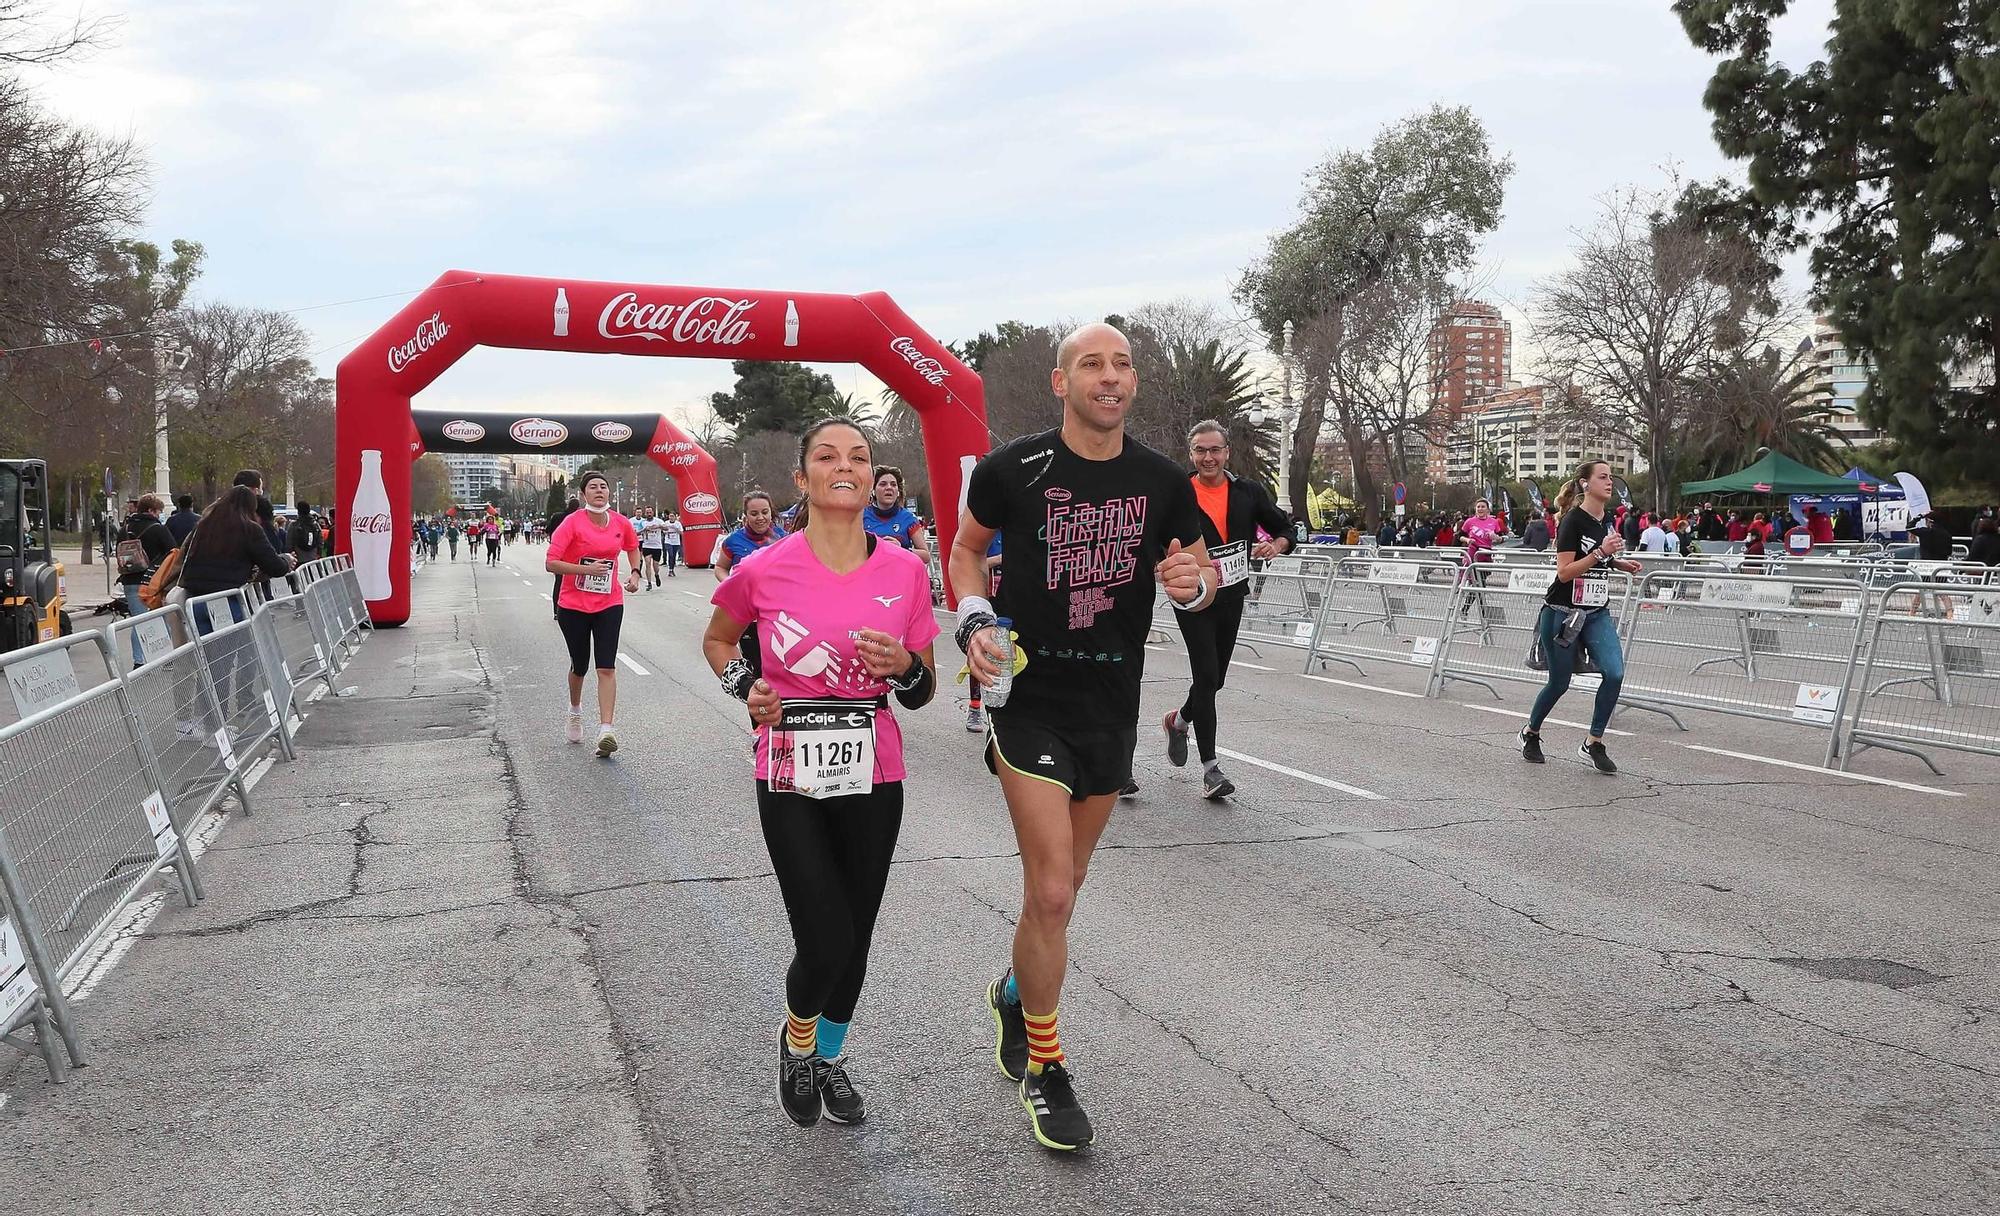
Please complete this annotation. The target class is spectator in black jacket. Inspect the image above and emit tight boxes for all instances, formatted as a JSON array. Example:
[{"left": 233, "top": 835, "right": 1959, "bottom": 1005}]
[
  {"left": 179, "top": 486, "right": 294, "bottom": 632},
  {"left": 165, "top": 493, "right": 200, "bottom": 544},
  {"left": 289, "top": 501, "right": 324, "bottom": 564},
  {"left": 1968, "top": 519, "right": 2000, "bottom": 568}
]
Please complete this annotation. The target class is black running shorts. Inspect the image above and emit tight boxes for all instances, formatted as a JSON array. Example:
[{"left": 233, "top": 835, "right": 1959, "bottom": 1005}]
[{"left": 984, "top": 714, "right": 1136, "bottom": 800}]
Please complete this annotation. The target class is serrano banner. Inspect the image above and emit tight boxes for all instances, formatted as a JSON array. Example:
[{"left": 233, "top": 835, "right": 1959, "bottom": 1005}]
[{"left": 337, "top": 270, "right": 988, "bottom": 625}]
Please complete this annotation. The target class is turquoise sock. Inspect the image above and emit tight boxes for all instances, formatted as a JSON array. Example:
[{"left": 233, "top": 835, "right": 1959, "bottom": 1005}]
[
  {"left": 1002, "top": 971, "right": 1019, "bottom": 1005},
  {"left": 816, "top": 1017, "right": 849, "bottom": 1059}
]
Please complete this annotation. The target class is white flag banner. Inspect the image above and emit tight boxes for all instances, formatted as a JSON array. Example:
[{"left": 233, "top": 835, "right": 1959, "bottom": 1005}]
[{"left": 1893, "top": 472, "right": 1931, "bottom": 519}]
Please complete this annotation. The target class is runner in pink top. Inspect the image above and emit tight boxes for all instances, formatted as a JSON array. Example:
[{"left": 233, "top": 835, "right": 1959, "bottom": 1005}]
[
  {"left": 701, "top": 418, "right": 940, "bottom": 1130},
  {"left": 710, "top": 531, "right": 937, "bottom": 782},
  {"left": 1462, "top": 499, "right": 1504, "bottom": 564},
  {"left": 544, "top": 470, "right": 641, "bottom": 756}
]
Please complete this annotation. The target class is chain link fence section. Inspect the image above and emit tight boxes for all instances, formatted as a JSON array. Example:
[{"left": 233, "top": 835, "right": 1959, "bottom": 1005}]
[
  {"left": 108, "top": 604, "right": 258, "bottom": 832},
  {"left": 185, "top": 589, "right": 296, "bottom": 770},
  {"left": 0, "top": 631, "right": 208, "bottom": 1078},
  {"left": 1616, "top": 573, "right": 1872, "bottom": 765},
  {"left": 1425, "top": 565, "right": 1646, "bottom": 705},
  {"left": 1299, "top": 556, "right": 1463, "bottom": 677},
  {"left": 1839, "top": 583, "right": 2000, "bottom": 774}
]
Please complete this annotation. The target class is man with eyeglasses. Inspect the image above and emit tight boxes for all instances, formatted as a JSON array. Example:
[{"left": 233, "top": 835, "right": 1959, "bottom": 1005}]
[{"left": 1162, "top": 420, "right": 1294, "bottom": 799}]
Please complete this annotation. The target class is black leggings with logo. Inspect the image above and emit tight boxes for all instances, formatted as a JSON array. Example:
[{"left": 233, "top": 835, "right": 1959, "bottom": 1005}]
[{"left": 756, "top": 780, "right": 903, "bottom": 1024}]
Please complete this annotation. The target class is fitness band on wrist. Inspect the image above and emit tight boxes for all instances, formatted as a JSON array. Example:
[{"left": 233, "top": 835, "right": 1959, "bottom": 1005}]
[{"left": 719, "top": 657, "right": 756, "bottom": 701}]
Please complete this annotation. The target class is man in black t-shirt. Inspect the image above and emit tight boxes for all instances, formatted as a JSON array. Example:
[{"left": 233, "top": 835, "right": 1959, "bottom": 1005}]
[{"left": 949, "top": 322, "right": 1215, "bottom": 1153}]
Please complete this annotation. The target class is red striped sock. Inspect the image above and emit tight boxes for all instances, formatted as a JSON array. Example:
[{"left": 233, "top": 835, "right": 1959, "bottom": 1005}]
[
  {"left": 1023, "top": 1007, "right": 1063, "bottom": 1072},
  {"left": 785, "top": 1007, "right": 816, "bottom": 1057}
]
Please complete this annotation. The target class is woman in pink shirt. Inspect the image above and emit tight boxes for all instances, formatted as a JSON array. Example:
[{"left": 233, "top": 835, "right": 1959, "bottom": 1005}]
[
  {"left": 1462, "top": 498, "right": 1503, "bottom": 564},
  {"left": 702, "top": 418, "right": 939, "bottom": 1130},
  {"left": 544, "top": 469, "right": 641, "bottom": 755}
]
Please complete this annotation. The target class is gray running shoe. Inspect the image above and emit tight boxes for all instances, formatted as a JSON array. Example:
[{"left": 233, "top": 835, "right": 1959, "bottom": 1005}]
[
  {"left": 1201, "top": 765, "right": 1235, "bottom": 800},
  {"left": 1163, "top": 710, "right": 1189, "bottom": 767}
]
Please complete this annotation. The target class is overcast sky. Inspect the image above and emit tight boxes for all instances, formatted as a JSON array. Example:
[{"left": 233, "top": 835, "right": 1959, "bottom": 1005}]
[{"left": 26, "top": 0, "right": 1837, "bottom": 425}]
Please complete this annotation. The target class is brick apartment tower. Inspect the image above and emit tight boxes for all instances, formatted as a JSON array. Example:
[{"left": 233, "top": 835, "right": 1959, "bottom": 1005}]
[{"left": 1424, "top": 300, "right": 1512, "bottom": 484}]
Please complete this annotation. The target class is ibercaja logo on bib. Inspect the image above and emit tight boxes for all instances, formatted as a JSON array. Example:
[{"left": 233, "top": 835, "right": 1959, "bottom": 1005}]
[
  {"left": 682, "top": 492, "right": 719, "bottom": 515},
  {"left": 510, "top": 417, "right": 568, "bottom": 447},
  {"left": 591, "top": 421, "right": 633, "bottom": 443}
]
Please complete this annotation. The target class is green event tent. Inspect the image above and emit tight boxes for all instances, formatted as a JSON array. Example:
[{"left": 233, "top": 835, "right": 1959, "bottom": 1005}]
[{"left": 1679, "top": 451, "right": 1861, "bottom": 497}]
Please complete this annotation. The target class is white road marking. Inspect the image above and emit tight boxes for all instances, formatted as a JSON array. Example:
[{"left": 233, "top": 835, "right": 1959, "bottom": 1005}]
[
  {"left": 1214, "top": 747, "right": 1385, "bottom": 800},
  {"left": 1300, "top": 673, "right": 1425, "bottom": 699},
  {"left": 539, "top": 594, "right": 551, "bottom": 602},
  {"left": 678, "top": 589, "right": 706, "bottom": 599},
  {"left": 1229, "top": 659, "right": 1275, "bottom": 671},
  {"left": 617, "top": 654, "right": 651, "bottom": 676},
  {"left": 1460, "top": 703, "right": 1633, "bottom": 738},
  {"left": 1677, "top": 744, "right": 1963, "bottom": 798}
]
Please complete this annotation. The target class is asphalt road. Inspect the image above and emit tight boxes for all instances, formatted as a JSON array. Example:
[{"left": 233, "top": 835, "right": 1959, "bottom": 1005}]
[{"left": 5, "top": 543, "right": 1996, "bottom": 1215}]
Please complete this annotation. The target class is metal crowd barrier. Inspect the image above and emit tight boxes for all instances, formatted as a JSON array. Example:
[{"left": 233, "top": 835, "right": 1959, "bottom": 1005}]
[
  {"left": 0, "top": 632, "right": 208, "bottom": 1081},
  {"left": 1426, "top": 565, "right": 1646, "bottom": 705},
  {"left": 1303, "top": 557, "right": 1463, "bottom": 675},
  {"left": 1840, "top": 583, "right": 2000, "bottom": 774},
  {"left": 1616, "top": 573, "right": 1872, "bottom": 765},
  {"left": 0, "top": 558, "right": 384, "bottom": 1084}
]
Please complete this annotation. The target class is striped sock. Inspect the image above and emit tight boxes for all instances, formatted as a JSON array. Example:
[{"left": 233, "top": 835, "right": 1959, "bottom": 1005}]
[
  {"left": 784, "top": 1007, "right": 816, "bottom": 1057},
  {"left": 1023, "top": 1007, "right": 1063, "bottom": 1073},
  {"left": 816, "top": 1016, "right": 849, "bottom": 1059}
]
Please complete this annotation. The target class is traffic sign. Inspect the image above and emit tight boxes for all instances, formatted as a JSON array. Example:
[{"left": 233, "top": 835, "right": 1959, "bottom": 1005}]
[{"left": 1392, "top": 482, "right": 1406, "bottom": 504}]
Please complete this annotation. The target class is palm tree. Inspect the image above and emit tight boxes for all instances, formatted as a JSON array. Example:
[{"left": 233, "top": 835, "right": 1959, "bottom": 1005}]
[
  {"left": 1163, "top": 338, "right": 1279, "bottom": 486},
  {"left": 1692, "top": 344, "right": 1849, "bottom": 476}
]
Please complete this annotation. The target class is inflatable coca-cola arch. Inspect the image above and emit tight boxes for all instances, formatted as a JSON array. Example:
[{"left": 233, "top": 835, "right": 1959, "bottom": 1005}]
[{"left": 336, "top": 270, "right": 987, "bottom": 625}]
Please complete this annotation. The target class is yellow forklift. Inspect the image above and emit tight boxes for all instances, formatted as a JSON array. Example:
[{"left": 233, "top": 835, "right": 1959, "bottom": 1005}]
[{"left": 0, "top": 459, "right": 71, "bottom": 654}]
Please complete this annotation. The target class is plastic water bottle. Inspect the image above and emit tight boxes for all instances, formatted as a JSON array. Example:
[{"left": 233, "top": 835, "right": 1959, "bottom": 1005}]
[{"left": 985, "top": 616, "right": 1014, "bottom": 709}]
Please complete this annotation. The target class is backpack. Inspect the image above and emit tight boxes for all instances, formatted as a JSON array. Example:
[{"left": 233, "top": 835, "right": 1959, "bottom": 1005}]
[
  {"left": 116, "top": 517, "right": 150, "bottom": 575},
  {"left": 139, "top": 547, "right": 183, "bottom": 610}
]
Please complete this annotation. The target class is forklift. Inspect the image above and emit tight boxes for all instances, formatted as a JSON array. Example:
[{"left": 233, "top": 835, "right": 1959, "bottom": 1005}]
[{"left": 0, "top": 459, "right": 71, "bottom": 654}]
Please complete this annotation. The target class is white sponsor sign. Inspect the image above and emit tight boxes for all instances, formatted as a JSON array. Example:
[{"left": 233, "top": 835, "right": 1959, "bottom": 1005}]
[
  {"left": 1369, "top": 561, "right": 1418, "bottom": 585},
  {"left": 7, "top": 649, "right": 79, "bottom": 720},
  {"left": 441, "top": 419, "right": 486, "bottom": 443},
  {"left": 1409, "top": 637, "right": 1438, "bottom": 665},
  {"left": 386, "top": 311, "right": 449, "bottom": 373},
  {"left": 134, "top": 616, "right": 175, "bottom": 664},
  {"left": 1792, "top": 682, "right": 1841, "bottom": 724},
  {"left": 510, "top": 417, "right": 569, "bottom": 447},
  {"left": 598, "top": 294, "right": 755, "bottom": 346},
  {"left": 682, "top": 492, "right": 719, "bottom": 516},
  {"left": 140, "top": 789, "right": 177, "bottom": 858},
  {"left": 1970, "top": 592, "right": 2000, "bottom": 623},
  {"left": 1699, "top": 578, "right": 1792, "bottom": 609},
  {"left": 1509, "top": 568, "right": 1556, "bottom": 594},
  {"left": 591, "top": 421, "right": 634, "bottom": 444},
  {"left": 0, "top": 917, "right": 37, "bottom": 1028},
  {"left": 214, "top": 728, "right": 238, "bottom": 771},
  {"left": 261, "top": 689, "right": 279, "bottom": 727}
]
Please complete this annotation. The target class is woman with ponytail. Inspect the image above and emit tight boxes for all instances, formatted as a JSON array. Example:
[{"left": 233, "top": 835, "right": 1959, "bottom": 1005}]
[{"left": 1520, "top": 461, "right": 1643, "bottom": 774}]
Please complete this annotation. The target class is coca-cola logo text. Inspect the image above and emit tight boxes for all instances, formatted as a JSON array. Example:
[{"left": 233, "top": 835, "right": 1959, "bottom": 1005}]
[
  {"left": 599, "top": 294, "right": 755, "bottom": 346},
  {"left": 352, "top": 512, "right": 393, "bottom": 535},
  {"left": 387, "top": 312, "right": 450, "bottom": 374},
  {"left": 682, "top": 492, "right": 720, "bottom": 516},
  {"left": 889, "top": 336, "right": 950, "bottom": 386},
  {"left": 441, "top": 419, "right": 486, "bottom": 443},
  {"left": 591, "top": 422, "right": 634, "bottom": 443},
  {"left": 510, "top": 417, "right": 569, "bottom": 447}
]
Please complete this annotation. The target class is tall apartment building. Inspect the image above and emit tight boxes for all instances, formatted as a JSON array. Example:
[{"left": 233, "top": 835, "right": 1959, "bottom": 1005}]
[
  {"left": 1443, "top": 383, "right": 1637, "bottom": 488},
  {"left": 1425, "top": 300, "right": 1512, "bottom": 483},
  {"left": 1808, "top": 315, "right": 1997, "bottom": 449},
  {"left": 441, "top": 453, "right": 569, "bottom": 506}
]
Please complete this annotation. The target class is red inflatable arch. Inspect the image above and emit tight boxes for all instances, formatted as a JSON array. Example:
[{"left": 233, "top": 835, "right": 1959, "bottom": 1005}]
[{"left": 336, "top": 270, "right": 987, "bottom": 625}]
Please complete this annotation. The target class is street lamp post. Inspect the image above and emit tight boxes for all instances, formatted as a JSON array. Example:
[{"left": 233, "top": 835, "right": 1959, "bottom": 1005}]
[
  {"left": 152, "top": 338, "right": 179, "bottom": 496},
  {"left": 1275, "top": 319, "right": 1298, "bottom": 517}
]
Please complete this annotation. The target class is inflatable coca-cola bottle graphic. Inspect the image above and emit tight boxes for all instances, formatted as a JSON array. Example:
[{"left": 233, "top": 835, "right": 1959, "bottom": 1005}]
[{"left": 350, "top": 449, "right": 394, "bottom": 601}]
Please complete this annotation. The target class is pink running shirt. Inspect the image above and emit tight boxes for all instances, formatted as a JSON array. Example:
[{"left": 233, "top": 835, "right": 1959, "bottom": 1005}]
[
  {"left": 710, "top": 533, "right": 940, "bottom": 783},
  {"left": 548, "top": 509, "right": 640, "bottom": 612}
]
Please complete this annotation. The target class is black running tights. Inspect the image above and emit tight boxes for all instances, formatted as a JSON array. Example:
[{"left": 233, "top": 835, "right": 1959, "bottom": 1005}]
[
  {"left": 756, "top": 780, "right": 903, "bottom": 1024},
  {"left": 1174, "top": 590, "right": 1246, "bottom": 763}
]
